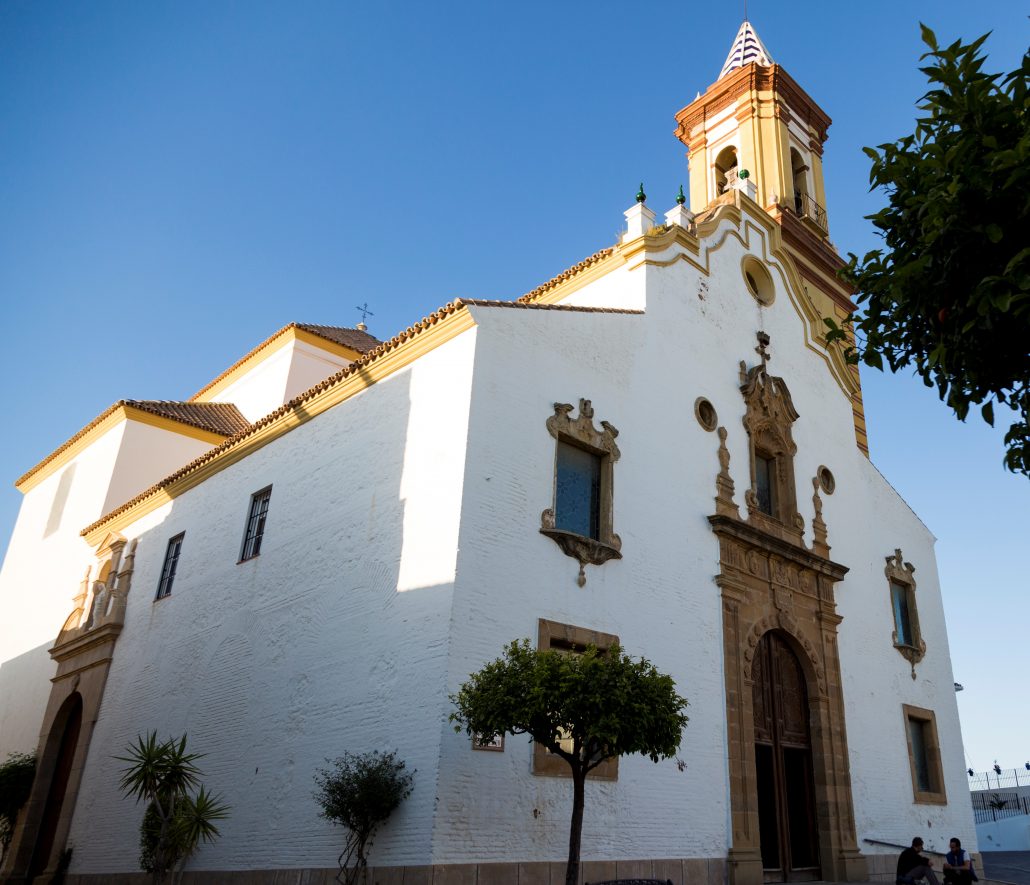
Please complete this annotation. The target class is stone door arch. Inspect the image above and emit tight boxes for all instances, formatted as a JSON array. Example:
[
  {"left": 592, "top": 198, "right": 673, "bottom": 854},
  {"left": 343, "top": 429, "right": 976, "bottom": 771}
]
[{"left": 27, "top": 692, "right": 83, "bottom": 879}]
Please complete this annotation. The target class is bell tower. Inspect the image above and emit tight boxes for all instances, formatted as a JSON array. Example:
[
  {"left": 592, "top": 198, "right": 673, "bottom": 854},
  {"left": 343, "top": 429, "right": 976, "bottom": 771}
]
[
  {"left": 674, "top": 21, "right": 831, "bottom": 231},
  {"left": 674, "top": 22, "right": 869, "bottom": 457}
]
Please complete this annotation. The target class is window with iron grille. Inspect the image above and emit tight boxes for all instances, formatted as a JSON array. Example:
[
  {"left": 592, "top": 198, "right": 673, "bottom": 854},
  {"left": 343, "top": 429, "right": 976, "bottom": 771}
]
[
  {"left": 156, "top": 533, "right": 185, "bottom": 600},
  {"left": 240, "top": 486, "right": 272, "bottom": 562}
]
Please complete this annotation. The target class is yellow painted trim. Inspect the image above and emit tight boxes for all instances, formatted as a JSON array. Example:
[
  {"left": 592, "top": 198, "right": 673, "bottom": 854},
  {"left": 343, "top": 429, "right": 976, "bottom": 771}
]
[
  {"left": 519, "top": 251, "right": 626, "bottom": 306},
  {"left": 122, "top": 407, "right": 227, "bottom": 447},
  {"left": 193, "top": 327, "right": 362, "bottom": 404},
  {"left": 83, "top": 309, "right": 477, "bottom": 545},
  {"left": 16, "top": 406, "right": 230, "bottom": 495},
  {"left": 291, "top": 327, "right": 364, "bottom": 363}
]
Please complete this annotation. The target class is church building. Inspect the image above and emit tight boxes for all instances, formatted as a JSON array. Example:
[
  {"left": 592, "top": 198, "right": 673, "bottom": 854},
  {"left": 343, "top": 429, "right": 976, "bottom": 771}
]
[{"left": 0, "top": 22, "right": 975, "bottom": 885}]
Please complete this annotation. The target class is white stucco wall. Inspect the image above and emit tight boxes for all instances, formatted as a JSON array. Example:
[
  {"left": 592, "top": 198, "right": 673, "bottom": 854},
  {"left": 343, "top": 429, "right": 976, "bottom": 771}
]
[
  {"left": 282, "top": 340, "right": 355, "bottom": 403},
  {"left": 205, "top": 338, "right": 354, "bottom": 424},
  {"left": 432, "top": 205, "right": 972, "bottom": 864},
  {"left": 66, "top": 328, "right": 478, "bottom": 875},
  {"left": 16, "top": 201, "right": 972, "bottom": 877}
]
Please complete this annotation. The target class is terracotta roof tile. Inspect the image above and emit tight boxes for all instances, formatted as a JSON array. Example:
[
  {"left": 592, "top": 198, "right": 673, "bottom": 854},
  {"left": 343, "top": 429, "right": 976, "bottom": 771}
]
[
  {"left": 16, "top": 400, "right": 247, "bottom": 489},
  {"left": 296, "top": 324, "right": 381, "bottom": 353},
  {"left": 82, "top": 301, "right": 470, "bottom": 535},
  {"left": 124, "top": 401, "right": 250, "bottom": 436},
  {"left": 517, "top": 247, "right": 616, "bottom": 304},
  {"left": 189, "top": 323, "right": 382, "bottom": 402},
  {"left": 80, "top": 294, "right": 640, "bottom": 536},
  {"left": 462, "top": 299, "right": 641, "bottom": 315}
]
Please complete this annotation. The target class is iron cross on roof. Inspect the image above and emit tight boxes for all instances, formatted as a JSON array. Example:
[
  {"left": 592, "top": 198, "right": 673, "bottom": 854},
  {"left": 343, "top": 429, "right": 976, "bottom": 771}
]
[{"left": 355, "top": 302, "right": 374, "bottom": 325}]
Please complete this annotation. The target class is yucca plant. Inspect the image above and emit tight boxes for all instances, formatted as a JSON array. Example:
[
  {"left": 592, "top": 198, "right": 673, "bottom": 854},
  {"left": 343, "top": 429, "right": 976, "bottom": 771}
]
[{"left": 116, "top": 733, "right": 229, "bottom": 884}]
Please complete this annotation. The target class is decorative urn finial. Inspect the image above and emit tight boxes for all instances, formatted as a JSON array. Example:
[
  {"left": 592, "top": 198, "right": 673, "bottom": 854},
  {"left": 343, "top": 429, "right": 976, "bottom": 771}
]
[
  {"left": 636, "top": 182, "right": 646, "bottom": 203},
  {"left": 676, "top": 185, "right": 686, "bottom": 205}
]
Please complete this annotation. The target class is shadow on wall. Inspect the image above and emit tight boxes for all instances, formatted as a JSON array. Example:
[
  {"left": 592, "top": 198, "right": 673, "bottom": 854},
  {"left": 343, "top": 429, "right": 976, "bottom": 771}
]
[
  {"left": 57, "top": 363, "right": 464, "bottom": 876},
  {"left": 0, "top": 642, "right": 56, "bottom": 760}
]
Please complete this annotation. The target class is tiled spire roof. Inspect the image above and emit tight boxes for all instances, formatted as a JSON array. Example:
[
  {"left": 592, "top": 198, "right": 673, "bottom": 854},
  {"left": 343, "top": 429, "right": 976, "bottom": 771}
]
[{"left": 719, "top": 21, "right": 774, "bottom": 79}]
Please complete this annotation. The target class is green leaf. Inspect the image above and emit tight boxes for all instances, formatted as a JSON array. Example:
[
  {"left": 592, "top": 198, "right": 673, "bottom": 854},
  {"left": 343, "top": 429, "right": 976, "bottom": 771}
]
[
  {"left": 985, "top": 224, "right": 1003, "bottom": 243},
  {"left": 982, "top": 401, "right": 995, "bottom": 426},
  {"left": 919, "top": 23, "right": 939, "bottom": 50}
]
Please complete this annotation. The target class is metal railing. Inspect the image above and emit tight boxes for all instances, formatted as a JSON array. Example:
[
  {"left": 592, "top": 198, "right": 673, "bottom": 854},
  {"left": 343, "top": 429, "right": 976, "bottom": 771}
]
[
  {"left": 793, "top": 192, "right": 828, "bottom": 232},
  {"left": 968, "top": 766, "right": 1030, "bottom": 791},
  {"left": 971, "top": 791, "right": 1030, "bottom": 824}
]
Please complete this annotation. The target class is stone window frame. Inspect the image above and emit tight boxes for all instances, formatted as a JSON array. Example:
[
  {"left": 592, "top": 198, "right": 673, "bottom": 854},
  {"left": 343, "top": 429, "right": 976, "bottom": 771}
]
[
  {"left": 539, "top": 399, "right": 622, "bottom": 587},
  {"left": 902, "top": 704, "right": 947, "bottom": 805},
  {"left": 532, "top": 618, "right": 619, "bottom": 781},
  {"left": 739, "top": 333, "right": 805, "bottom": 540},
  {"left": 886, "top": 549, "right": 926, "bottom": 678}
]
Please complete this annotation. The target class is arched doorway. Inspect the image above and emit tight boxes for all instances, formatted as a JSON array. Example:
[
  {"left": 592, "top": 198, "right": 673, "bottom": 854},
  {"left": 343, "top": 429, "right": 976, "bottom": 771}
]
[
  {"left": 752, "top": 632, "right": 819, "bottom": 883},
  {"left": 27, "top": 692, "right": 83, "bottom": 879}
]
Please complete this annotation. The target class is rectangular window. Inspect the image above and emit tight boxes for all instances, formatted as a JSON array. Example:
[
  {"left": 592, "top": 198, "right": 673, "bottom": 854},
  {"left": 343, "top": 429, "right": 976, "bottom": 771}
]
[
  {"left": 533, "top": 619, "right": 619, "bottom": 781},
  {"left": 891, "top": 582, "right": 914, "bottom": 646},
  {"left": 902, "top": 705, "right": 947, "bottom": 804},
  {"left": 755, "top": 453, "right": 777, "bottom": 516},
  {"left": 240, "top": 486, "right": 272, "bottom": 562},
  {"left": 156, "top": 533, "right": 185, "bottom": 600},
  {"left": 554, "top": 440, "right": 601, "bottom": 539}
]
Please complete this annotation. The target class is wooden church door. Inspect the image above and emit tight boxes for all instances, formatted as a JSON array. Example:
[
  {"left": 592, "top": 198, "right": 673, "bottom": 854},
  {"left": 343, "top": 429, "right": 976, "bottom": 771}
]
[{"left": 752, "top": 632, "right": 820, "bottom": 883}]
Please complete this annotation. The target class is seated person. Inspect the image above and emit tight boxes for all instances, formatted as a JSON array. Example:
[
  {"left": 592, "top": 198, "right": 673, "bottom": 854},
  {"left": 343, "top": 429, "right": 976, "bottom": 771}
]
[
  {"left": 944, "top": 837, "right": 973, "bottom": 885},
  {"left": 898, "top": 837, "right": 941, "bottom": 885}
]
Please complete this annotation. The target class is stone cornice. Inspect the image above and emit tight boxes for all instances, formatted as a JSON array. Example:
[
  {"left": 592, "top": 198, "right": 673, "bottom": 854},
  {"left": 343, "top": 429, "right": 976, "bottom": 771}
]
[{"left": 708, "top": 513, "right": 849, "bottom": 581}]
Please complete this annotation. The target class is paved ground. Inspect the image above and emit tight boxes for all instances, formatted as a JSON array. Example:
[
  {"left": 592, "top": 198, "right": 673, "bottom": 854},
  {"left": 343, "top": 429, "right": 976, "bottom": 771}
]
[{"left": 982, "top": 852, "right": 1030, "bottom": 885}]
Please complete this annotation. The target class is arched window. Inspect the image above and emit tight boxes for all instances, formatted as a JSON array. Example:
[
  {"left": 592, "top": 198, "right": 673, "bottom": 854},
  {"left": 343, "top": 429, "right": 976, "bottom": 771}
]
[
  {"left": 714, "top": 146, "right": 739, "bottom": 195},
  {"left": 790, "top": 148, "right": 809, "bottom": 214}
]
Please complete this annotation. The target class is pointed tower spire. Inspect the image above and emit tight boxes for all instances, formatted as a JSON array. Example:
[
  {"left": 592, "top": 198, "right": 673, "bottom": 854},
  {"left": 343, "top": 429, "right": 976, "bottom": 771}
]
[{"left": 718, "top": 21, "right": 774, "bottom": 79}]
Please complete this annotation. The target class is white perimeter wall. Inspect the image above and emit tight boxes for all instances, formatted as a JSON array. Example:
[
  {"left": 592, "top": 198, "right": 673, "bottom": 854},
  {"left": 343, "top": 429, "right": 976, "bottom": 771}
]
[{"left": 66, "top": 328, "right": 477, "bottom": 875}]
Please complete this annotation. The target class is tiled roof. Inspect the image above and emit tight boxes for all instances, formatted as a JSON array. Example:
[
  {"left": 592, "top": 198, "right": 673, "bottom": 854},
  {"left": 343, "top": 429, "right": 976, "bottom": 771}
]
[
  {"left": 517, "top": 247, "right": 616, "bottom": 304},
  {"left": 81, "top": 295, "right": 642, "bottom": 537},
  {"left": 296, "top": 324, "right": 381, "bottom": 353},
  {"left": 16, "top": 400, "right": 247, "bottom": 489},
  {"left": 463, "top": 299, "right": 641, "bottom": 315},
  {"left": 719, "top": 21, "right": 774, "bottom": 79},
  {"left": 189, "top": 323, "right": 382, "bottom": 402},
  {"left": 124, "top": 401, "right": 250, "bottom": 436}
]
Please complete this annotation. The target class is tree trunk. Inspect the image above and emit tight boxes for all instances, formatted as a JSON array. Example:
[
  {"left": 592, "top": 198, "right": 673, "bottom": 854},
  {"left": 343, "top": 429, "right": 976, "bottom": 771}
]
[{"left": 565, "top": 764, "right": 586, "bottom": 885}]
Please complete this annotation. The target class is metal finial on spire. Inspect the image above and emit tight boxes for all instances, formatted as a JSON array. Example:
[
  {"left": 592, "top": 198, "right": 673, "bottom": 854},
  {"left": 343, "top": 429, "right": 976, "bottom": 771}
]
[
  {"left": 355, "top": 302, "right": 374, "bottom": 331},
  {"left": 636, "top": 182, "right": 646, "bottom": 204},
  {"left": 676, "top": 185, "right": 686, "bottom": 206}
]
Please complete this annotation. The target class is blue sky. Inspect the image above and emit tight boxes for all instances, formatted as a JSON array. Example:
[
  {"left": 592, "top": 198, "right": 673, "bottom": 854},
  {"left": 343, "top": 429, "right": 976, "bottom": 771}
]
[{"left": 1, "top": 1, "right": 1027, "bottom": 772}]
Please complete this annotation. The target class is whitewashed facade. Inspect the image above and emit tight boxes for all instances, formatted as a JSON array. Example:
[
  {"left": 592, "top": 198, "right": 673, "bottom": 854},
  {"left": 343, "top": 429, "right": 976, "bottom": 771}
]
[{"left": 1, "top": 24, "right": 975, "bottom": 885}]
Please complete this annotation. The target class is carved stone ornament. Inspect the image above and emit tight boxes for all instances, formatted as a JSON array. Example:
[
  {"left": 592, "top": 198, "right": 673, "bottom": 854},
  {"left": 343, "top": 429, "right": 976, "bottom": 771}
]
[
  {"left": 739, "top": 332, "right": 804, "bottom": 542},
  {"left": 58, "top": 532, "right": 138, "bottom": 644},
  {"left": 885, "top": 548, "right": 926, "bottom": 679},
  {"left": 540, "top": 398, "right": 622, "bottom": 587}
]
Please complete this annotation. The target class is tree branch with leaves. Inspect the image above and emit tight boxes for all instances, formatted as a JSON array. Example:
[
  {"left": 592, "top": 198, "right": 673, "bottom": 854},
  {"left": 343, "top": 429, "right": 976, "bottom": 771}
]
[{"left": 828, "top": 25, "right": 1030, "bottom": 475}]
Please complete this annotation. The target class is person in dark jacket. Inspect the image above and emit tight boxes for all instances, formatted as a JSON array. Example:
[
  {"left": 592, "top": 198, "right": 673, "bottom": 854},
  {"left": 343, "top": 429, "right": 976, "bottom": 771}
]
[{"left": 897, "top": 837, "right": 941, "bottom": 885}]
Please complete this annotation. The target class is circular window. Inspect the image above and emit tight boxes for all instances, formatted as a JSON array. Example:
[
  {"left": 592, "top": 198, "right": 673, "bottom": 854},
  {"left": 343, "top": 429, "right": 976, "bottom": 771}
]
[
  {"left": 741, "top": 257, "right": 775, "bottom": 306},
  {"left": 817, "top": 465, "right": 836, "bottom": 495},
  {"left": 694, "top": 397, "right": 718, "bottom": 432}
]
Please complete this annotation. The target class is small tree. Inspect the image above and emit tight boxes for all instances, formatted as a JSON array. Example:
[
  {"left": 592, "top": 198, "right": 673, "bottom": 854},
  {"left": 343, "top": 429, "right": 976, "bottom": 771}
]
[
  {"left": 313, "top": 750, "right": 415, "bottom": 885},
  {"left": 450, "top": 639, "right": 689, "bottom": 885},
  {"left": 0, "top": 752, "right": 36, "bottom": 866},
  {"left": 116, "top": 733, "right": 229, "bottom": 884}
]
